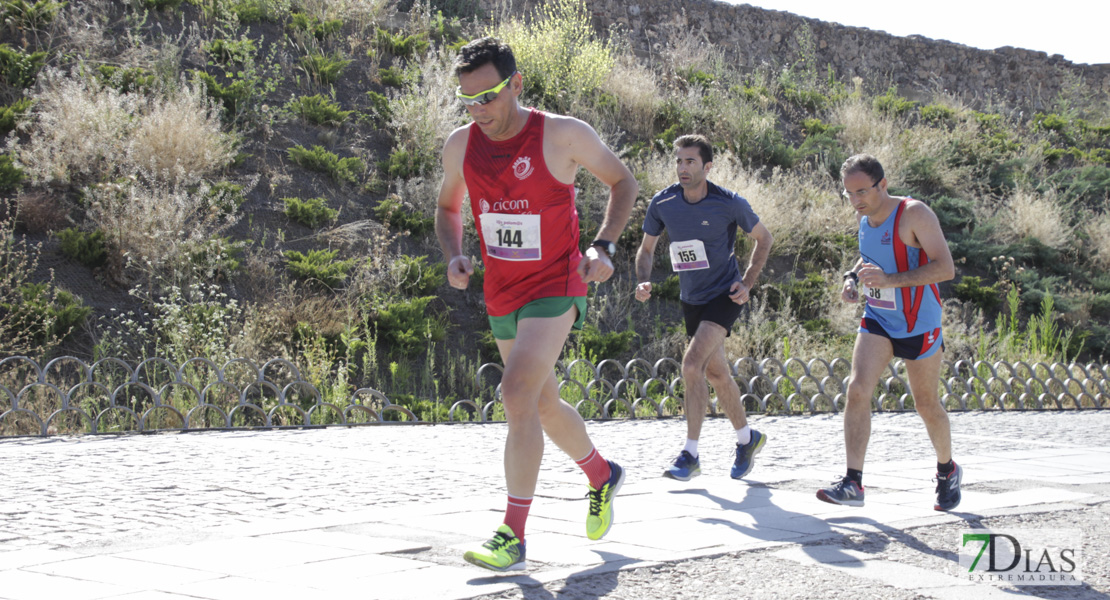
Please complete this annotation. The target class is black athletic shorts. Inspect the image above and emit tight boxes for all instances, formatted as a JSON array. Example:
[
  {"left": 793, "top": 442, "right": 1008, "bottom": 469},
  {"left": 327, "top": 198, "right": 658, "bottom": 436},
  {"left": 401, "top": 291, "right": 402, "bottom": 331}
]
[
  {"left": 861, "top": 317, "right": 944, "bottom": 360},
  {"left": 681, "top": 290, "right": 743, "bottom": 337}
]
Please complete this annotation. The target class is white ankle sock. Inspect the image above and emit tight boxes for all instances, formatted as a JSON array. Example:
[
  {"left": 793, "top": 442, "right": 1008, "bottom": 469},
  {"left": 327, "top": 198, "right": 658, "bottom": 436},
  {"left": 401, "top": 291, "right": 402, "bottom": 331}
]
[
  {"left": 736, "top": 426, "right": 751, "bottom": 445},
  {"left": 683, "top": 438, "right": 698, "bottom": 458}
]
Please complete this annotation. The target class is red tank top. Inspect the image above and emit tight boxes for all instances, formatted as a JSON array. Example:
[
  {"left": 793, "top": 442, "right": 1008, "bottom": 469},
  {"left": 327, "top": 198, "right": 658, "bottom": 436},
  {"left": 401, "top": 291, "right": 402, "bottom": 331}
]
[{"left": 463, "top": 109, "right": 587, "bottom": 316}]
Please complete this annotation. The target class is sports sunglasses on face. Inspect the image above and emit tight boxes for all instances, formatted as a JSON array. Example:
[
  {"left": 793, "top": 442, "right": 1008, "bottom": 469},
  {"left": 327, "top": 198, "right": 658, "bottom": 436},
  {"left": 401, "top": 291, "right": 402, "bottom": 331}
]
[{"left": 456, "top": 72, "right": 517, "bottom": 106}]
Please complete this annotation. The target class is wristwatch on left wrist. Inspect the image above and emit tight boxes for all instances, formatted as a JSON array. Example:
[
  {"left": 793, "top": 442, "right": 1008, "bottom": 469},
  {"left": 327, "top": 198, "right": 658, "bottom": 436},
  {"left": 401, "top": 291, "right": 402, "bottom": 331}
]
[{"left": 590, "top": 239, "right": 616, "bottom": 257}]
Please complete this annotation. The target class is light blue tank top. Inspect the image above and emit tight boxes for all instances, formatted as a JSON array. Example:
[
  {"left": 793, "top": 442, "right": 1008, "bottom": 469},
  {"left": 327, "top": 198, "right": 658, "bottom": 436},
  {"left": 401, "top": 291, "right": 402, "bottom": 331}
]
[{"left": 858, "top": 199, "right": 943, "bottom": 337}]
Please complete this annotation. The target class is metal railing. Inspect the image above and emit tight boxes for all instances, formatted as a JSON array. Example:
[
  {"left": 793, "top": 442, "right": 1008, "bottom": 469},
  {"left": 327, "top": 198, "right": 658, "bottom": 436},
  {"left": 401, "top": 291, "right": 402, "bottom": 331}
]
[{"left": 0, "top": 355, "right": 1105, "bottom": 436}]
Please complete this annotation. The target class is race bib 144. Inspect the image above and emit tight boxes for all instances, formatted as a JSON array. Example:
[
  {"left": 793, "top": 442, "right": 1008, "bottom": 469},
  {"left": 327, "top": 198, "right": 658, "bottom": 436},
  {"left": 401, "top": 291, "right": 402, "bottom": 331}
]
[{"left": 480, "top": 213, "right": 541, "bottom": 261}]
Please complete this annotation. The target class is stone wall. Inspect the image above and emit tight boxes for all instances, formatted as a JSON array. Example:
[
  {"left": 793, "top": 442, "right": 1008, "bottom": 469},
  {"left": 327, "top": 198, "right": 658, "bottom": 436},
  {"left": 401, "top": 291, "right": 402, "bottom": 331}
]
[{"left": 479, "top": 0, "right": 1110, "bottom": 111}]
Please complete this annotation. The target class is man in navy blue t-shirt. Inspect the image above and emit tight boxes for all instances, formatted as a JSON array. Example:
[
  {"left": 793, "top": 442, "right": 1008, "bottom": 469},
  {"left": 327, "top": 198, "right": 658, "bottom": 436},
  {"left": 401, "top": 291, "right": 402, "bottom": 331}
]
[{"left": 634, "top": 135, "right": 774, "bottom": 482}]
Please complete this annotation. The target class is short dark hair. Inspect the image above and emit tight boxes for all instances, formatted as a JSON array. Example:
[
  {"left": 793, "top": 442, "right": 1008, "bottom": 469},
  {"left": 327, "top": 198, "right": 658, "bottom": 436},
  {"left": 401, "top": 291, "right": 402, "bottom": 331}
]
[
  {"left": 454, "top": 37, "right": 517, "bottom": 80},
  {"left": 841, "top": 154, "right": 885, "bottom": 183},
  {"left": 674, "top": 134, "right": 713, "bottom": 164}
]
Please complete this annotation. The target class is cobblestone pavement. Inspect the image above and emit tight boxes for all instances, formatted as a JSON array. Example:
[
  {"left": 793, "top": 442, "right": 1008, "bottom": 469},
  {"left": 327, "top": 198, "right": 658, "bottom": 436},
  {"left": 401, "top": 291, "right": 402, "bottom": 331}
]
[{"left": 1, "top": 411, "right": 1108, "bottom": 599}]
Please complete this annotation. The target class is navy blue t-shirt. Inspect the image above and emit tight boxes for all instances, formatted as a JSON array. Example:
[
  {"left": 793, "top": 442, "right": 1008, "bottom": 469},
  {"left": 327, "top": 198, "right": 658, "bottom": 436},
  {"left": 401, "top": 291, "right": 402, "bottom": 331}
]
[{"left": 643, "top": 182, "right": 761, "bottom": 305}]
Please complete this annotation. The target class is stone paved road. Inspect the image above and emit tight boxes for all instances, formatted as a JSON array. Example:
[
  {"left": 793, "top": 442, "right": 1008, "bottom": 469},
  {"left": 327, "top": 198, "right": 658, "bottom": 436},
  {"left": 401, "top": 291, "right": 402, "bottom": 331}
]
[{"left": 1, "top": 411, "right": 1108, "bottom": 599}]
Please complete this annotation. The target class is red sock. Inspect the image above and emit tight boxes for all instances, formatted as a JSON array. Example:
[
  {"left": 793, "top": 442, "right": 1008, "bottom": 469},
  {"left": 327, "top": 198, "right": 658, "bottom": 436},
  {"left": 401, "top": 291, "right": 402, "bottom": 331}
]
[
  {"left": 575, "top": 447, "right": 612, "bottom": 490},
  {"left": 503, "top": 494, "right": 532, "bottom": 541}
]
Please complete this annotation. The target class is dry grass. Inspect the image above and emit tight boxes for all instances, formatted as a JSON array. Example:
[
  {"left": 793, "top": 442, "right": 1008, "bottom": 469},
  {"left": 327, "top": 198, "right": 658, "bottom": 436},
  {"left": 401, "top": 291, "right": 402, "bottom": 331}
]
[
  {"left": 596, "top": 51, "right": 660, "bottom": 141},
  {"left": 86, "top": 179, "right": 239, "bottom": 278},
  {"left": 992, "top": 187, "right": 1072, "bottom": 250},
  {"left": 387, "top": 48, "right": 464, "bottom": 176},
  {"left": 829, "top": 95, "right": 904, "bottom": 172},
  {"left": 723, "top": 293, "right": 854, "bottom": 363},
  {"left": 127, "top": 82, "right": 238, "bottom": 185},
  {"left": 15, "top": 192, "right": 68, "bottom": 234},
  {"left": 14, "top": 70, "right": 137, "bottom": 185},
  {"left": 1084, "top": 212, "right": 1110, "bottom": 269},
  {"left": 16, "top": 71, "right": 235, "bottom": 187}
]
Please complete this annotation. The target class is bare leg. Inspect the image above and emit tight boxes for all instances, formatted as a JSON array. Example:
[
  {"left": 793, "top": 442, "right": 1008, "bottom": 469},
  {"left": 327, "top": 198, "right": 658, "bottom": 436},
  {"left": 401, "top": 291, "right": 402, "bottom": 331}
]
[
  {"left": 680, "top": 321, "right": 730, "bottom": 440},
  {"left": 706, "top": 342, "right": 746, "bottom": 430},
  {"left": 904, "top": 349, "right": 952, "bottom": 463},
  {"left": 844, "top": 332, "right": 894, "bottom": 471},
  {"left": 495, "top": 309, "right": 578, "bottom": 498}
]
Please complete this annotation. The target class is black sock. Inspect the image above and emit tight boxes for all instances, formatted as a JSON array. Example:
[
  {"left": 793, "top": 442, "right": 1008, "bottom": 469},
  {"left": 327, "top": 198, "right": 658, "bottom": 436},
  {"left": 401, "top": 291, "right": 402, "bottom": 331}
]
[
  {"left": 938, "top": 460, "right": 954, "bottom": 475},
  {"left": 846, "top": 468, "right": 863, "bottom": 486}
]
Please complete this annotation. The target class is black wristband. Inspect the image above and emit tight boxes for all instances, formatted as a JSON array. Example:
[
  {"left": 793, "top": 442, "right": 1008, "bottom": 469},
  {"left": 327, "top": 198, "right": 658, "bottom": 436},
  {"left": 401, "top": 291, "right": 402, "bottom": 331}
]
[{"left": 843, "top": 270, "right": 859, "bottom": 284}]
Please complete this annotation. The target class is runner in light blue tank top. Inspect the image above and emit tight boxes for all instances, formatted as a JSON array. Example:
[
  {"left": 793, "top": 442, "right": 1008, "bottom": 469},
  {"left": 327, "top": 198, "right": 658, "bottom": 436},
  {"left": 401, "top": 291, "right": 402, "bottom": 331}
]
[{"left": 817, "top": 154, "right": 963, "bottom": 514}]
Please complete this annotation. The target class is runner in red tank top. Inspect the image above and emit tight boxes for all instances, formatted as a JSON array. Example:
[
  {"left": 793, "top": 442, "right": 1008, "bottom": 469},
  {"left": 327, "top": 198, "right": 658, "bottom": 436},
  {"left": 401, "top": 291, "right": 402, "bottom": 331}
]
[
  {"left": 435, "top": 38, "right": 638, "bottom": 572},
  {"left": 462, "top": 108, "right": 587, "bottom": 315}
]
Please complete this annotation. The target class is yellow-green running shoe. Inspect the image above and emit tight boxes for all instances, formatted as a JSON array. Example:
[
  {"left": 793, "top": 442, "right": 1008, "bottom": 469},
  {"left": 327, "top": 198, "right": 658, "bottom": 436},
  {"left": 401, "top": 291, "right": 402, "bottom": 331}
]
[
  {"left": 586, "top": 460, "right": 625, "bottom": 540},
  {"left": 463, "top": 524, "right": 526, "bottom": 571}
]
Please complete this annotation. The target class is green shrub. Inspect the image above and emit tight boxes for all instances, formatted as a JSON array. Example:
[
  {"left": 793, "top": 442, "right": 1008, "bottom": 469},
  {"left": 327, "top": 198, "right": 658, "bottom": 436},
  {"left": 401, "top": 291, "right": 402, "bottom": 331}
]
[
  {"left": 0, "top": 153, "right": 24, "bottom": 193},
  {"left": 97, "top": 65, "right": 156, "bottom": 93},
  {"left": 1041, "top": 165, "right": 1110, "bottom": 210},
  {"left": 373, "top": 195, "right": 434, "bottom": 236},
  {"left": 920, "top": 103, "right": 957, "bottom": 125},
  {"left": 1, "top": 282, "right": 90, "bottom": 346},
  {"left": 0, "top": 44, "right": 46, "bottom": 88},
  {"left": 677, "top": 66, "right": 715, "bottom": 87},
  {"left": 930, "top": 196, "right": 977, "bottom": 234},
  {"left": 216, "top": 0, "right": 289, "bottom": 22},
  {"left": 378, "top": 66, "right": 405, "bottom": 87},
  {"left": 57, "top": 228, "right": 107, "bottom": 268},
  {"left": 782, "top": 86, "right": 829, "bottom": 112},
  {"left": 654, "top": 274, "right": 680, "bottom": 301},
  {"left": 375, "top": 27, "right": 429, "bottom": 58},
  {"left": 284, "top": 249, "right": 355, "bottom": 288},
  {"left": 0, "top": 0, "right": 65, "bottom": 30},
  {"left": 203, "top": 37, "right": 257, "bottom": 67},
  {"left": 872, "top": 87, "right": 917, "bottom": 117},
  {"left": 392, "top": 255, "right": 446, "bottom": 296},
  {"left": 286, "top": 145, "right": 364, "bottom": 183},
  {"left": 289, "top": 12, "right": 342, "bottom": 40},
  {"left": 953, "top": 276, "right": 1001, "bottom": 313},
  {"left": 364, "top": 90, "right": 392, "bottom": 123},
  {"left": 207, "top": 181, "right": 247, "bottom": 215},
  {"left": 283, "top": 196, "right": 337, "bottom": 228},
  {"left": 189, "top": 235, "right": 245, "bottom": 279},
  {"left": 375, "top": 296, "right": 448, "bottom": 357},
  {"left": 380, "top": 147, "right": 435, "bottom": 180},
  {"left": 285, "top": 94, "right": 352, "bottom": 126},
  {"left": 766, "top": 272, "right": 827, "bottom": 321},
  {"left": 493, "top": 0, "right": 615, "bottom": 111},
  {"left": 190, "top": 38, "right": 282, "bottom": 126},
  {"left": 0, "top": 97, "right": 30, "bottom": 136},
  {"left": 427, "top": 9, "right": 466, "bottom": 45},
  {"left": 575, "top": 323, "right": 636, "bottom": 361},
  {"left": 300, "top": 52, "right": 350, "bottom": 86},
  {"left": 142, "top": 0, "right": 183, "bottom": 10},
  {"left": 383, "top": 393, "right": 451, "bottom": 422},
  {"left": 193, "top": 70, "right": 250, "bottom": 117}
]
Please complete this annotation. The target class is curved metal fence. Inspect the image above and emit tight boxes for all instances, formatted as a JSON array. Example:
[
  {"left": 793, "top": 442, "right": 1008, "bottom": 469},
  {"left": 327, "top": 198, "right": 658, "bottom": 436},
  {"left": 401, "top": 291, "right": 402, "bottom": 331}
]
[{"left": 0, "top": 355, "right": 1105, "bottom": 436}]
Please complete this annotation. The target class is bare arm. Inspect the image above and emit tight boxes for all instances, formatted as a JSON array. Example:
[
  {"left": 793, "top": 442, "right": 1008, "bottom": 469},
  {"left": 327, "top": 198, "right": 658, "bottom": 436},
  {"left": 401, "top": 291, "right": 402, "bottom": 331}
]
[
  {"left": 740, "top": 222, "right": 773, "bottom": 290},
  {"left": 549, "top": 117, "right": 639, "bottom": 282},
  {"left": 635, "top": 233, "right": 659, "bottom": 284},
  {"left": 633, "top": 232, "right": 659, "bottom": 302},
  {"left": 729, "top": 221, "right": 773, "bottom": 305},
  {"left": 562, "top": 120, "right": 638, "bottom": 245},
  {"left": 435, "top": 126, "right": 473, "bottom": 289}
]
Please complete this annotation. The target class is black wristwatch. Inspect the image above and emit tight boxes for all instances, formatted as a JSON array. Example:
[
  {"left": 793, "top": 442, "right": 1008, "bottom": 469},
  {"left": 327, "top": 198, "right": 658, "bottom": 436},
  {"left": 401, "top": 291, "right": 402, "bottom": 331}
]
[
  {"left": 843, "top": 270, "right": 859, "bottom": 284},
  {"left": 590, "top": 239, "right": 616, "bottom": 257}
]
